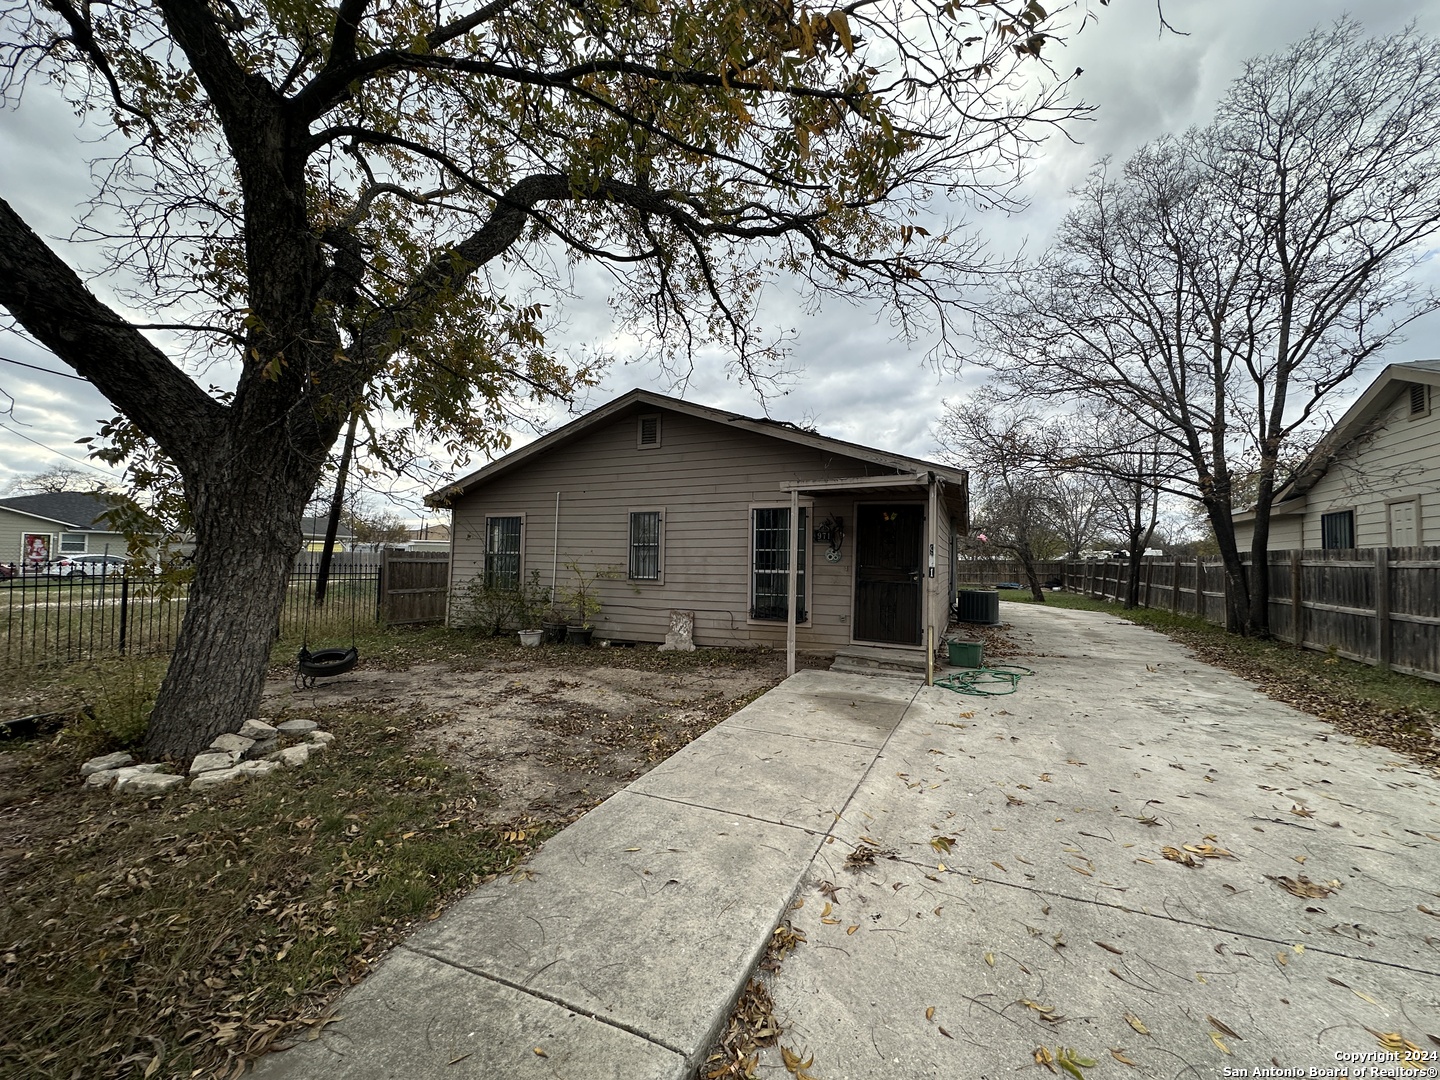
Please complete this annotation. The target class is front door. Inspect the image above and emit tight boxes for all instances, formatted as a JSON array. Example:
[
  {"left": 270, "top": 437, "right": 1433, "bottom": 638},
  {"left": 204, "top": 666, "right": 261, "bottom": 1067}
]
[{"left": 853, "top": 504, "right": 924, "bottom": 645}]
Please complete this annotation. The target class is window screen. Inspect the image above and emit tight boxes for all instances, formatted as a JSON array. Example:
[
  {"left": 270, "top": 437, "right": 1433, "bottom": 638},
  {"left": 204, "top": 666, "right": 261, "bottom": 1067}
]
[
  {"left": 1320, "top": 510, "right": 1355, "bottom": 550},
  {"left": 751, "top": 507, "right": 807, "bottom": 621},
  {"left": 629, "top": 511, "right": 661, "bottom": 580},
  {"left": 60, "top": 533, "right": 87, "bottom": 553},
  {"left": 484, "top": 516, "right": 522, "bottom": 589}
]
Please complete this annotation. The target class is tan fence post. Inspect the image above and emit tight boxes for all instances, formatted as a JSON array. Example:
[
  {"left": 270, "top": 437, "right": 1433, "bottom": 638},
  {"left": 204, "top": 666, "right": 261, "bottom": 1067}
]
[
  {"left": 1172, "top": 558, "right": 1181, "bottom": 614},
  {"left": 1375, "top": 548, "right": 1391, "bottom": 670},
  {"left": 1195, "top": 559, "right": 1205, "bottom": 620}
]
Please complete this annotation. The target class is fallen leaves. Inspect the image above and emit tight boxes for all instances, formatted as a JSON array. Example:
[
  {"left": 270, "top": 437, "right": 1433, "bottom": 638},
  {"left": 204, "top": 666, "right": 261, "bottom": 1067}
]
[
  {"left": 1366, "top": 1028, "right": 1427, "bottom": 1069},
  {"left": 1268, "top": 874, "right": 1339, "bottom": 899},
  {"left": 780, "top": 1045, "right": 819, "bottom": 1080},
  {"left": 1020, "top": 998, "right": 1065, "bottom": 1023},
  {"left": 1038, "top": 1046, "right": 1097, "bottom": 1079},
  {"left": 1208, "top": 1015, "right": 1242, "bottom": 1040},
  {"left": 930, "top": 835, "right": 956, "bottom": 855},
  {"left": 1123, "top": 1013, "right": 1149, "bottom": 1036},
  {"left": 844, "top": 842, "right": 893, "bottom": 870},
  {"left": 1161, "top": 846, "right": 1200, "bottom": 868}
]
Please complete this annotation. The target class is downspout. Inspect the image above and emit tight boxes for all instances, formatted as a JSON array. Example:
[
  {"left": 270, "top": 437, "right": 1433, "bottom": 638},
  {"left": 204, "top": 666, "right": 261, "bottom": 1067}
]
[
  {"left": 787, "top": 487, "right": 799, "bottom": 677},
  {"left": 926, "top": 473, "right": 938, "bottom": 686},
  {"left": 552, "top": 491, "right": 561, "bottom": 598}
]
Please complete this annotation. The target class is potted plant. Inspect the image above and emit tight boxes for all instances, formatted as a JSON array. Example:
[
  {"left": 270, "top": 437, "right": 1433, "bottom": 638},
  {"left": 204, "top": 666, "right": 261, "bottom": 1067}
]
[
  {"left": 560, "top": 561, "right": 618, "bottom": 645},
  {"left": 515, "top": 571, "right": 549, "bottom": 647},
  {"left": 540, "top": 604, "right": 569, "bottom": 644}
]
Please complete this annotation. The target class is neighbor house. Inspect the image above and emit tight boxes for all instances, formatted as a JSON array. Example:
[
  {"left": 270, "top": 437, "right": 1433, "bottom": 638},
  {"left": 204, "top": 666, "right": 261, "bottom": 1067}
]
[
  {"left": 0, "top": 492, "right": 131, "bottom": 568},
  {"left": 1234, "top": 360, "right": 1440, "bottom": 550},
  {"left": 427, "top": 390, "right": 968, "bottom": 669}
]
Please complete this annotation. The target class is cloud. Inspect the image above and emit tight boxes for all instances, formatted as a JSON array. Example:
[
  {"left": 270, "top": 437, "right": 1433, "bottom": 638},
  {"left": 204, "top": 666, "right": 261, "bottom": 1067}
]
[{"left": 2, "top": 1, "right": 1437, "bottom": 522}]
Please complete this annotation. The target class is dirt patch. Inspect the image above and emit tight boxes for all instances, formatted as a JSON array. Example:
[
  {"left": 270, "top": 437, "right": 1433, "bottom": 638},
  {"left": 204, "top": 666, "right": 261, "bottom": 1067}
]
[{"left": 263, "top": 648, "right": 805, "bottom": 824}]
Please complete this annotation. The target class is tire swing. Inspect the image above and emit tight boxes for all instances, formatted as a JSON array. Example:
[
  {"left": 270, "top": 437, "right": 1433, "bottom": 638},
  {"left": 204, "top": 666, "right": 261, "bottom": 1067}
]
[{"left": 296, "top": 576, "right": 360, "bottom": 690}]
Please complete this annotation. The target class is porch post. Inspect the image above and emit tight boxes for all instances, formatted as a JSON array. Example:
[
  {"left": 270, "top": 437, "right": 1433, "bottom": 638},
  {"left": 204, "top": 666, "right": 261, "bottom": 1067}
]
[
  {"left": 926, "top": 475, "right": 938, "bottom": 686},
  {"left": 786, "top": 487, "right": 799, "bottom": 677}
]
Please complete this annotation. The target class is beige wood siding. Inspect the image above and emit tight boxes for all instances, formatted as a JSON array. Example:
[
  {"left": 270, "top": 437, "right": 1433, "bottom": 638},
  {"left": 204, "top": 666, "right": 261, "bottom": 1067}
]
[
  {"left": 449, "top": 407, "right": 927, "bottom": 651},
  {"left": 1300, "top": 390, "right": 1440, "bottom": 547},
  {"left": 1235, "top": 384, "right": 1439, "bottom": 552},
  {"left": 1234, "top": 512, "right": 1304, "bottom": 552}
]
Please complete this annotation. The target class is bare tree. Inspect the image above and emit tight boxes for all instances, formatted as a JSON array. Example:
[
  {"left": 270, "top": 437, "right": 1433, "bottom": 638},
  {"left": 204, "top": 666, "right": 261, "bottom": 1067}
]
[
  {"left": 976, "top": 19, "right": 1440, "bottom": 635},
  {"left": 0, "top": 0, "right": 1093, "bottom": 756},
  {"left": 3, "top": 464, "right": 116, "bottom": 495},
  {"left": 937, "top": 396, "right": 1068, "bottom": 600}
]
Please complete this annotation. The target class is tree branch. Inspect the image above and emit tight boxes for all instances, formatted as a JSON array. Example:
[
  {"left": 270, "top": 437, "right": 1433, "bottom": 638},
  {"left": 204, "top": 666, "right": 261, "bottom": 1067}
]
[{"left": 0, "top": 197, "right": 225, "bottom": 470}]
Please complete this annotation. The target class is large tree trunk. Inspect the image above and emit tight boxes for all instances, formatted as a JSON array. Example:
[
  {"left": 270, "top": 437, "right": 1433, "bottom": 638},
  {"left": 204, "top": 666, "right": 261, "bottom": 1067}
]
[
  {"left": 142, "top": 461, "right": 317, "bottom": 761},
  {"left": 1017, "top": 547, "right": 1047, "bottom": 602},
  {"left": 1123, "top": 551, "right": 1144, "bottom": 609}
]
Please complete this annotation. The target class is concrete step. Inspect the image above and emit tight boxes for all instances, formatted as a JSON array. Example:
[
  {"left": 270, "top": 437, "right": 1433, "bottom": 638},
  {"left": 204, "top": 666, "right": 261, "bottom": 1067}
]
[{"left": 830, "top": 646, "right": 927, "bottom": 677}]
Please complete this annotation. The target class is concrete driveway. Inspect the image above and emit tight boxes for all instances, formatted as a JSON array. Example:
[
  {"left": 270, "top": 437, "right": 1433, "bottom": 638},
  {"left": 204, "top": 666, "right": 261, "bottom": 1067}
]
[{"left": 757, "top": 603, "right": 1440, "bottom": 1078}]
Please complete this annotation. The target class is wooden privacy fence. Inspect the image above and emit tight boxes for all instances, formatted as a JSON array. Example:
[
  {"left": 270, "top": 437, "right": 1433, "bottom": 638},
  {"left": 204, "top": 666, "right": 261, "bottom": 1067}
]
[
  {"left": 378, "top": 548, "right": 450, "bottom": 626},
  {"left": 958, "top": 550, "right": 1440, "bottom": 684}
]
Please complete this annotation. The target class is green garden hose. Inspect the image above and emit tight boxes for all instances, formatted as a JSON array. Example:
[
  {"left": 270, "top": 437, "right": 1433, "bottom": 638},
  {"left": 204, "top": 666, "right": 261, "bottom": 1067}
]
[{"left": 934, "top": 664, "right": 1037, "bottom": 697}]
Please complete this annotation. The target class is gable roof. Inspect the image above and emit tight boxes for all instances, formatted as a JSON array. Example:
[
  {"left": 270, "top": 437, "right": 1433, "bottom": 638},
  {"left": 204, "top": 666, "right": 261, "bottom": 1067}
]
[
  {"left": 426, "top": 388, "right": 966, "bottom": 506},
  {"left": 1266, "top": 360, "right": 1440, "bottom": 511},
  {"left": 300, "top": 515, "right": 356, "bottom": 539},
  {"left": 0, "top": 492, "right": 119, "bottom": 531}
]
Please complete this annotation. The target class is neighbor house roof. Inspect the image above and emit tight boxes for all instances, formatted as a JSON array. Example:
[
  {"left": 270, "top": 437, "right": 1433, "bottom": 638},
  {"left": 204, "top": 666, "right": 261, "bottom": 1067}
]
[
  {"left": 1236, "top": 360, "right": 1440, "bottom": 521},
  {"left": 0, "top": 492, "right": 119, "bottom": 531},
  {"left": 427, "top": 388, "right": 967, "bottom": 506},
  {"left": 300, "top": 515, "right": 355, "bottom": 539}
]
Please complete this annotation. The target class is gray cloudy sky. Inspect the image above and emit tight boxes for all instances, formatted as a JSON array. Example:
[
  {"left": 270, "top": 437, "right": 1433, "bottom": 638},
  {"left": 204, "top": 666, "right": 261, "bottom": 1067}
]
[{"left": 2, "top": 1, "right": 1438, "bottom": 522}]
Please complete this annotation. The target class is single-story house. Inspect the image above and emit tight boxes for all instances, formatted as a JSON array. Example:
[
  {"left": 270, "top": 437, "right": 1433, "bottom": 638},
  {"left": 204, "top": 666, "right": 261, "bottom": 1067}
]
[
  {"left": 299, "top": 515, "right": 356, "bottom": 551},
  {"left": 1234, "top": 360, "right": 1440, "bottom": 550},
  {"left": 426, "top": 389, "right": 968, "bottom": 670},
  {"left": 0, "top": 492, "right": 131, "bottom": 568}
]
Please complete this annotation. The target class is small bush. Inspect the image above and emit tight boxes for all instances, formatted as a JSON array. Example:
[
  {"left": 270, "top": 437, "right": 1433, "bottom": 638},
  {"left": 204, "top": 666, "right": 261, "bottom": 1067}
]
[
  {"left": 451, "top": 569, "right": 549, "bottom": 634},
  {"left": 57, "top": 657, "right": 166, "bottom": 757}
]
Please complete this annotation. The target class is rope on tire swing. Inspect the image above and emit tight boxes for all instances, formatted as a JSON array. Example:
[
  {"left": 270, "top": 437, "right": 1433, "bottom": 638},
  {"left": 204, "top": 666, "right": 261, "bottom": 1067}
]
[{"left": 297, "top": 410, "right": 364, "bottom": 690}]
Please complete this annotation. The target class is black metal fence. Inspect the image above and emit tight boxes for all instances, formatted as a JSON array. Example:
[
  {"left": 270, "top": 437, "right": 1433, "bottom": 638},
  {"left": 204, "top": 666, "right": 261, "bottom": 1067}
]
[{"left": 3, "top": 566, "right": 385, "bottom": 668}]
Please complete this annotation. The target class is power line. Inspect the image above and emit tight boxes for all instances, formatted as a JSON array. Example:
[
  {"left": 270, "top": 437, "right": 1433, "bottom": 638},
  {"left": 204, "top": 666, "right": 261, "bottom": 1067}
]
[
  {"left": 0, "top": 354, "right": 89, "bottom": 382},
  {"left": 0, "top": 420, "right": 115, "bottom": 475}
]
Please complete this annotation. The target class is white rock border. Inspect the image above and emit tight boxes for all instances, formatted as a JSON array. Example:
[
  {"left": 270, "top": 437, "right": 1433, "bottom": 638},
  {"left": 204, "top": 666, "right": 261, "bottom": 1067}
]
[{"left": 80, "top": 718, "right": 337, "bottom": 794}]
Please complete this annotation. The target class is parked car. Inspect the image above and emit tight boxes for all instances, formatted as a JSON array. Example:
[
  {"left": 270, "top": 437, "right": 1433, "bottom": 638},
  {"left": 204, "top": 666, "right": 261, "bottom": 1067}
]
[
  {"left": 68, "top": 552, "right": 131, "bottom": 578},
  {"left": 64, "top": 553, "right": 132, "bottom": 577}
]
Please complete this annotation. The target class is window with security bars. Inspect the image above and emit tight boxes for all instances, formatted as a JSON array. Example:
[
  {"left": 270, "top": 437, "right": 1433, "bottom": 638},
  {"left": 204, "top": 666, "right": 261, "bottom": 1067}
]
[
  {"left": 484, "top": 516, "right": 522, "bottom": 589},
  {"left": 1320, "top": 510, "right": 1355, "bottom": 550},
  {"left": 751, "top": 506, "right": 807, "bottom": 621},
  {"left": 629, "top": 511, "right": 661, "bottom": 580}
]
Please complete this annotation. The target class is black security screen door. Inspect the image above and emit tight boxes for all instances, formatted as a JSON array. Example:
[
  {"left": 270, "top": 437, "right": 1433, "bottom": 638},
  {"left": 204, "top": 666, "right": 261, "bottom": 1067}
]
[{"left": 853, "top": 504, "right": 924, "bottom": 645}]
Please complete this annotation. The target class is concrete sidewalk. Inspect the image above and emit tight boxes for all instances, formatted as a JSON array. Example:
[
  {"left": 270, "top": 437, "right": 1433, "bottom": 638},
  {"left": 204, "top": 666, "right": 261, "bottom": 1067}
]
[
  {"left": 251, "top": 667, "right": 923, "bottom": 1079},
  {"left": 757, "top": 604, "right": 1440, "bottom": 1077},
  {"left": 254, "top": 605, "right": 1440, "bottom": 1079}
]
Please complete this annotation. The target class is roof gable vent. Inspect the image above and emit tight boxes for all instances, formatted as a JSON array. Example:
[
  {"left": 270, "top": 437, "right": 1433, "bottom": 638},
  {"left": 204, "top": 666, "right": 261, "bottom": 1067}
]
[
  {"left": 637, "top": 413, "right": 661, "bottom": 449},
  {"left": 1409, "top": 382, "right": 1429, "bottom": 416}
]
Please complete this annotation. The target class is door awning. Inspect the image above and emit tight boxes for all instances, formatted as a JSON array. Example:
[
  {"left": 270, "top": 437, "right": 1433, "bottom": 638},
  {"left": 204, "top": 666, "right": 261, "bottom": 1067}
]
[{"left": 779, "top": 473, "right": 967, "bottom": 523}]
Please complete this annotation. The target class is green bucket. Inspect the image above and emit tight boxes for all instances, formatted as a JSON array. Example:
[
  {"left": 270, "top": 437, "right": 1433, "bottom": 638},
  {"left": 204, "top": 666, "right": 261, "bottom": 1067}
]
[{"left": 948, "top": 640, "right": 983, "bottom": 668}]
